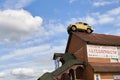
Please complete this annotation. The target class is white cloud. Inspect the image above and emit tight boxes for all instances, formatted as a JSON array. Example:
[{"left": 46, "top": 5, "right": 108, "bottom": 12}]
[
  {"left": 107, "top": 7, "right": 120, "bottom": 16},
  {"left": 0, "top": 9, "right": 43, "bottom": 42},
  {"left": 93, "top": 7, "right": 120, "bottom": 25},
  {"left": 0, "top": 44, "right": 51, "bottom": 61},
  {"left": 66, "top": 7, "right": 120, "bottom": 35},
  {"left": 11, "top": 68, "right": 37, "bottom": 79},
  {"left": 98, "top": 14, "right": 114, "bottom": 24},
  {"left": 41, "top": 20, "right": 66, "bottom": 37},
  {"left": 84, "top": 16, "right": 97, "bottom": 25},
  {"left": 0, "top": 72, "right": 6, "bottom": 78},
  {"left": 2, "top": 0, "right": 34, "bottom": 9},
  {"left": 93, "top": 1, "right": 118, "bottom": 7},
  {"left": 52, "top": 45, "right": 66, "bottom": 53},
  {"left": 69, "top": 7, "right": 120, "bottom": 25},
  {"left": 0, "top": 38, "right": 67, "bottom": 78},
  {"left": 107, "top": 29, "right": 120, "bottom": 36},
  {"left": 69, "top": 0, "right": 77, "bottom": 3},
  {"left": 0, "top": 44, "right": 66, "bottom": 79}
]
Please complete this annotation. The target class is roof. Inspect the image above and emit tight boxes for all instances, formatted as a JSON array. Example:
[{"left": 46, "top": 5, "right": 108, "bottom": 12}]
[
  {"left": 62, "top": 52, "right": 76, "bottom": 62},
  {"left": 38, "top": 59, "right": 83, "bottom": 80},
  {"left": 72, "top": 32, "right": 120, "bottom": 46},
  {"left": 37, "top": 72, "right": 54, "bottom": 80},
  {"left": 53, "top": 52, "right": 76, "bottom": 62},
  {"left": 38, "top": 53, "right": 83, "bottom": 80},
  {"left": 52, "top": 59, "right": 83, "bottom": 76},
  {"left": 53, "top": 53, "right": 64, "bottom": 60},
  {"left": 90, "top": 62, "right": 120, "bottom": 73}
]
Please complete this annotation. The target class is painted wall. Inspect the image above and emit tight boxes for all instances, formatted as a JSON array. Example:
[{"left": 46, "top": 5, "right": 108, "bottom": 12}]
[{"left": 66, "top": 34, "right": 87, "bottom": 62}]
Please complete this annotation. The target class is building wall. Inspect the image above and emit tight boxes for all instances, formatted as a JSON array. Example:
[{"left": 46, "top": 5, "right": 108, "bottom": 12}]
[
  {"left": 57, "top": 65, "right": 84, "bottom": 80},
  {"left": 66, "top": 34, "right": 87, "bottom": 62},
  {"left": 87, "top": 45, "right": 120, "bottom": 63},
  {"left": 87, "top": 45, "right": 120, "bottom": 80},
  {"left": 66, "top": 34, "right": 120, "bottom": 80},
  {"left": 100, "top": 73, "right": 113, "bottom": 79},
  {"left": 85, "top": 64, "right": 94, "bottom": 80},
  {"left": 118, "top": 47, "right": 120, "bottom": 62},
  {"left": 88, "top": 57, "right": 110, "bottom": 63},
  {"left": 94, "top": 73, "right": 120, "bottom": 80}
]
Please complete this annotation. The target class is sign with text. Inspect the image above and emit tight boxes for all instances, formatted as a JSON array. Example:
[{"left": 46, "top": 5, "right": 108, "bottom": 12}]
[{"left": 87, "top": 45, "right": 118, "bottom": 58}]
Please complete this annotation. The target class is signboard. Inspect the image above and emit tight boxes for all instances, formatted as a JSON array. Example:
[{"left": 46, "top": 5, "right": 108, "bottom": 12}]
[{"left": 87, "top": 45, "right": 118, "bottom": 58}]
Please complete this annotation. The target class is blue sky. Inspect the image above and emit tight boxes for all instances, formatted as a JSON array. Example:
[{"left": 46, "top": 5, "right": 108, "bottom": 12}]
[{"left": 0, "top": 0, "right": 120, "bottom": 80}]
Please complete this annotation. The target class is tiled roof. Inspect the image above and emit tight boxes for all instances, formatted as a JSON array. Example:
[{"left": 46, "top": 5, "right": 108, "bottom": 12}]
[
  {"left": 90, "top": 62, "right": 120, "bottom": 73},
  {"left": 72, "top": 32, "right": 120, "bottom": 46}
]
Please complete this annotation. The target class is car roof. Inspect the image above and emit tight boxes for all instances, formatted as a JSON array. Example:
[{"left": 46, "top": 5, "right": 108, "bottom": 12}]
[
  {"left": 76, "top": 22, "right": 87, "bottom": 24},
  {"left": 75, "top": 22, "right": 88, "bottom": 24}
]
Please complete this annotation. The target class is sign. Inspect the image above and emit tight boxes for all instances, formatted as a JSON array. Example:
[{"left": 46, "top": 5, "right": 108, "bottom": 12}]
[{"left": 87, "top": 45, "right": 118, "bottom": 58}]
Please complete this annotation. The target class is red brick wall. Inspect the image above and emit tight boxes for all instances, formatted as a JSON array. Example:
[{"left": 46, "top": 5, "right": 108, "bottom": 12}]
[
  {"left": 66, "top": 34, "right": 87, "bottom": 62},
  {"left": 66, "top": 34, "right": 95, "bottom": 80},
  {"left": 85, "top": 64, "right": 94, "bottom": 80}
]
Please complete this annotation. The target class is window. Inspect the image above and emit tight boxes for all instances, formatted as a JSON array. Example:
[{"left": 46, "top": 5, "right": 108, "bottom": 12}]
[
  {"left": 110, "top": 58, "right": 118, "bottom": 63},
  {"left": 94, "top": 74, "right": 101, "bottom": 80},
  {"left": 76, "top": 67, "right": 84, "bottom": 79},
  {"left": 83, "top": 23, "right": 88, "bottom": 25},
  {"left": 114, "top": 74, "right": 120, "bottom": 80},
  {"left": 69, "top": 69, "right": 75, "bottom": 80}
]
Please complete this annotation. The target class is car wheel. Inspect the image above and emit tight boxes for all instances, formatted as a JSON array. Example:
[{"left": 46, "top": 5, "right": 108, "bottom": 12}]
[
  {"left": 87, "top": 28, "right": 92, "bottom": 33},
  {"left": 71, "top": 26, "right": 77, "bottom": 31}
]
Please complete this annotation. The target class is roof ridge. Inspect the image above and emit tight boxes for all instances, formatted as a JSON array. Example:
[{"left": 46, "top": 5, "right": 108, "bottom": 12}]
[{"left": 71, "top": 32, "right": 120, "bottom": 46}]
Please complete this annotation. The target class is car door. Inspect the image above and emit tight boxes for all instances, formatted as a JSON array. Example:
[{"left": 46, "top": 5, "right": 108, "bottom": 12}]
[
  {"left": 76, "top": 22, "right": 87, "bottom": 30},
  {"left": 82, "top": 23, "right": 89, "bottom": 30}
]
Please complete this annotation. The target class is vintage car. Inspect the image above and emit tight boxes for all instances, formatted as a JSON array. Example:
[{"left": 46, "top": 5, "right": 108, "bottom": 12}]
[{"left": 67, "top": 22, "right": 94, "bottom": 33}]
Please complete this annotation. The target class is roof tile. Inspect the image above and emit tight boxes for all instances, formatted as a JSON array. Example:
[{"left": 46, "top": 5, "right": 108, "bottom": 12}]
[{"left": 73, "top": 32, "right": 120, "bottom": 46}]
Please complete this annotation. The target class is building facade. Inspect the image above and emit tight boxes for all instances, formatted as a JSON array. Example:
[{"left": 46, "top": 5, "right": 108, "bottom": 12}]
[{"left": 38, "top": 32, "right": 120, "bottom": 80}]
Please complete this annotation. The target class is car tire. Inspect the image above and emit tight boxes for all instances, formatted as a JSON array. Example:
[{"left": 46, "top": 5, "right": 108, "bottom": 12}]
[
  {"left": 87, "top": 28, "right": 92, "bottom": 33},
  {"left": 71, "top": 26, "right": 77, "bottom": 31}
]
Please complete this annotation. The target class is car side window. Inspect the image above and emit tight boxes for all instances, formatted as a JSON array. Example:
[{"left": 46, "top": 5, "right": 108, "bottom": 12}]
[
  {"left": 78, "top": 22, "right": 82, "bottom": 24},
  {"left": 76, "top": 22, "right": 82, "bottom": 24},
  {"left": 83, "top": 23, "right": 88, "bottom": 25}
]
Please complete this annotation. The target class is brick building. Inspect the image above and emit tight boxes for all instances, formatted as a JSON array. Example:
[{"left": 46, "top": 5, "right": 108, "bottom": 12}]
[{"left": 38, "top": 32, "right": 120, "bottom": 80}]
